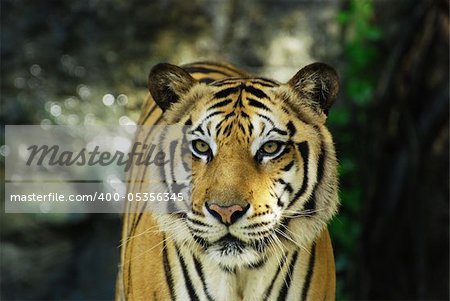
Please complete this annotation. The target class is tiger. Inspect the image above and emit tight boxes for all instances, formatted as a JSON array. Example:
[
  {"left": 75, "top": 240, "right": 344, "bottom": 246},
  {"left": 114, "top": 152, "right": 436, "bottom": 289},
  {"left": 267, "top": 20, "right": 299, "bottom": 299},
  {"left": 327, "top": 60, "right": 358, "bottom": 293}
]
[{"left": 116, "top": 61, "right": 340, "bottom": 301}]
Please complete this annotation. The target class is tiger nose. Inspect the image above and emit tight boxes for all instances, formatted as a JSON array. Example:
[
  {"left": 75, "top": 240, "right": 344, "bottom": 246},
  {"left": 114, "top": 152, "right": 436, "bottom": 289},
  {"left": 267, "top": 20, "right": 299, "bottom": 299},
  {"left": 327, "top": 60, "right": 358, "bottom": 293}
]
[{"left": 206, "top": 203, "right": 249, "bottom": 225}]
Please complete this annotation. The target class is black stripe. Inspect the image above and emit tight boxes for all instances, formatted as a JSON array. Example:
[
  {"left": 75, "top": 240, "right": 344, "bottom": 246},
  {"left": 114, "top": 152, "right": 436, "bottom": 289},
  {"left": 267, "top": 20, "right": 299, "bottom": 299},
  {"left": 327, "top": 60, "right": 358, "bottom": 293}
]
[
  {"left": 257, "top": 114, "right": 275, "bottom": 126},
  {"left": 167, "top": 140, "right": 180, "bottom": 213},
  {"left": 303, "top": 145, "right": 325, "bottom": 212},
  {"left": 162, "top": 238, "right": 175, "bottom": 300},
  {"left": 301, "top": 243, "right": 316, "bottom": 300},
  {"left": 244, "top": 85, "right": 269, "bottom": 98},
  {"left": 193, "top": 125, "right": 205, "bottom": 135},
  {"left": 210, "top": 79, "right": 240, "bottom": 86},
  {"left": 212, "top": 78, "right": 278, "bottom": 88},
  {"left": 176, "top": 245, "right": 200, "bottom": 301},
  {"left": 215, "top": 119, "right": 225, "bottom": 133},
  {"left": 205, "top": 110, "right": 224, "bottom": 119},
  {"left": 281, "top": 106, "right": 290, "bottom": 114},
  {"left": 193, "top": 256, "right": 214, "bottom": 301},
  {"left": 224, "top": 111, "right": 235, "bottom": 119},
  {"left": 241, "top": 111, "right": 250, "bottom": 118},
  {"left": 184, "top": 66, "right": 233, "bottom": 77},
  {"left": 209, "top": 98, "right": 232, "bottom": 110},
  {"left": 187, "top": 228, "right": 210, "bottom": 234},
  {"left": 199, "top": 78, "right": 215, "bottom": 84},
  {"left": 281, "top": 160, "right": 295, "bottom": 172},
  {"left": 238, "top": 122, "right": 246, "bottom": 135},
  {"left": 157, "top": 125, "right": 174, "bottom": 213},
  {"left": 316, "top": 144, "right": 325, "bottom": 182},
  {"left": 222, "top": 122, "right": 233, "bottom": 137},
  {"left": 233, "top": 89, "right": 244, "bottom": 109},
  {"left": 286, "top": 121, "right": 296, "bottom": 137},
  {"left": 253, "top": 81, "right": 276, "bottom": 88},
  {"left": 129, "top": 114, "right": 164, "bottom": 236},
  {"left": 127, "top": 127, "right": 159, "bottom": 236},
  {"left": 245, "top": 257, "right": 268, "bottom": 269},
  {"left": 250, "top": 78, "right": 279, "bottom": 87},
  {"left": 245, "top": 230, "right": 273, "bottom": 237},
  {"left": 181, "top": 122, "right": 193, "bottom": 180},
  {"left": 263, "top": 252, "right": 288, "bottom": 301},
  {"left": 192, "top": 234, "right": 210, "bottom": 249},
  {"left": 126, "top": 245, "right": 133, "bottom": 296},
  {"left": 214, "top": 86, "right": 241, "bottom": 99},
  {"left": 188, "top": 217, "right": 211, "bottom": 228},
  {"left": 287, "top": 142, "right": 309, "bottom": 208},
  {"left": 278, "top": 178, "right": 294, "bottom": 193},
  {"left": 158, "top": 130, "right": 171, "bottom": 213},
  {"left": 242, "top": 221, "right": 272, "bottom": 229},
  {"left": 279, "top": 217, "right": 290, "bottom": 232},
  {"left": 268, "top": 127, "right": 288, "bottom": 136},
  {"left": 247, "top": 98, "right": 271, "bottom": 111},
  {"left": 141, "top": 103, "right": 158, "bottom": 125},
  {"left": 276, "top": 251, "right": 299, "bottom": 301},
  {"left": 277, "top": 197, "right": 284, "bottom": 207}
]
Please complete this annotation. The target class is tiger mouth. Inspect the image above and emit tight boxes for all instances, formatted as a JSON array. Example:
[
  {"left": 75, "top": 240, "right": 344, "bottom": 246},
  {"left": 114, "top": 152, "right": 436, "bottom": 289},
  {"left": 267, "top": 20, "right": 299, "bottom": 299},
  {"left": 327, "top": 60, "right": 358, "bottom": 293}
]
[
  {"left": 216, "top": 234, "right": 246, "bottom": 255},
  {"left": 191, "top": 230, "right": 273, "bottom": 255}
]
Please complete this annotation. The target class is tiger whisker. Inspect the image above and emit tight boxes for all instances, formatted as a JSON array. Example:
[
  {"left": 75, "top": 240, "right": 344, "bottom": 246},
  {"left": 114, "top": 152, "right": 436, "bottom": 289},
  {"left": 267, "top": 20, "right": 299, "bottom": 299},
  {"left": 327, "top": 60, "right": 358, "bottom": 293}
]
[
  {"left": 271, "top": 234, "right": 293, "bottom": 290},
  {"left": 124, "top": 230, "right": 177, "bottom": 266},
  {"left": 120, "top": 217, "right": 182, "bottom": 246},
  {"left": 274, "top": 228, "right": 310, "bottom": 256}
]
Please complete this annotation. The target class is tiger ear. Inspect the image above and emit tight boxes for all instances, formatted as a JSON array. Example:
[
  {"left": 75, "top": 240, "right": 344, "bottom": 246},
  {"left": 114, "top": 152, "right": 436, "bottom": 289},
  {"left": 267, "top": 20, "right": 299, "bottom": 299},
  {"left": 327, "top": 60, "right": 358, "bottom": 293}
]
[
  {"left": 148, "top": 63, "right": 196, "bottom": 111},
  {"left": 288, "top": 63, "right": 339, "bottom": 115}
]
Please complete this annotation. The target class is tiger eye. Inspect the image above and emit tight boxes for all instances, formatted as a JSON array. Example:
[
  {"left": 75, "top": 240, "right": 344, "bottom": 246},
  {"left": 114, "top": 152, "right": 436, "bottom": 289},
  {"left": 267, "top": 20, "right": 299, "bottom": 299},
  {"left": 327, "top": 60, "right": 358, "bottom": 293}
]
[
  {"left": 262, "top": 141, "right": 280, "bottom": 154},
  {"left": 193, "top": 140, "right": 210, "bottom": 154}
]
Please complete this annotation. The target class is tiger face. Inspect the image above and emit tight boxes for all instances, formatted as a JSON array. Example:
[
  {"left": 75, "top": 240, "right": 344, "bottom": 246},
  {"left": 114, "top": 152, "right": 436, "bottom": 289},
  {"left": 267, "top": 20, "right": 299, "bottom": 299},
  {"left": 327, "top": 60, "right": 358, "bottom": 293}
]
[{"left": 148, "top": 63, "right": 339, "bottom": 271}]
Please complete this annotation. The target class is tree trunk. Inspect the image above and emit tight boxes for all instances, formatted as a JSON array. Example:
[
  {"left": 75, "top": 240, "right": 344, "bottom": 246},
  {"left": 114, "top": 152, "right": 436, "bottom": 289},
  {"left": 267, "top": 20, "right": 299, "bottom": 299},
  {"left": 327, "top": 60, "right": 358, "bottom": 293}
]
[{"left": 356, "top": 0, "right": 449, "bottom": 299}]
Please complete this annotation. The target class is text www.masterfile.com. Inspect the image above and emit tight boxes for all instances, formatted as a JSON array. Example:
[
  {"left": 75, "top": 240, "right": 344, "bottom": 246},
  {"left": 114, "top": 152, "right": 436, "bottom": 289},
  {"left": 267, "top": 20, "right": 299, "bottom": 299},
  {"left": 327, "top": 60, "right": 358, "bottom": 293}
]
[{"left": 9, "top": 192, "right": 185, "bottom": 202}]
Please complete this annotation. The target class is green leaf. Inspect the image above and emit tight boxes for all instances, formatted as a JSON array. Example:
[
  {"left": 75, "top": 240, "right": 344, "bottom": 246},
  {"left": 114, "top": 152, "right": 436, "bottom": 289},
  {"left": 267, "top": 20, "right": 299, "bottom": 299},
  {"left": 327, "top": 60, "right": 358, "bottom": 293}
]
[
  {"left": 336, "top": 11, "right": 350, "bottom": 24},
  {"left": 328, "top": 108, "right": 350, "bottom": 126},
  {"left": 366, "top": 27, "right": 383, "bottom": 40}
]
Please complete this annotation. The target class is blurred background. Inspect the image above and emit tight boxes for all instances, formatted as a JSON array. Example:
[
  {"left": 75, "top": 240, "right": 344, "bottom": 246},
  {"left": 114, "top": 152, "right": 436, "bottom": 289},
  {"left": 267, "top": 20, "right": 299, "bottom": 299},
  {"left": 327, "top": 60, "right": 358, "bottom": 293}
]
[{"left": 1, "top": 0, "right": 448, "bottom": 300}]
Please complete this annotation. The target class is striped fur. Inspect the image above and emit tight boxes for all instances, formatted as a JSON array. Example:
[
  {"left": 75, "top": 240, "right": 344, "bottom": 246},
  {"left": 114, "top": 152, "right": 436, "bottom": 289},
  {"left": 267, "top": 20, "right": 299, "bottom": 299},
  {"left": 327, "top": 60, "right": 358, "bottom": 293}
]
[{"left": 116, "top": 62, "right": 339, "bottom": 300}]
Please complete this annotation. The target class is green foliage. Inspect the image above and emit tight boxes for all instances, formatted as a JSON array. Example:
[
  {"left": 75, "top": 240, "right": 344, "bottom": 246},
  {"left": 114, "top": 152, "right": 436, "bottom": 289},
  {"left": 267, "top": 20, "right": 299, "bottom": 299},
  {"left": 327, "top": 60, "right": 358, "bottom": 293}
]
[
  {"left": 338, "top": 0, "right": 382, "bottom": 106},
  {"left": 329, "top": 0, "right": 382, "bottom": 299}
]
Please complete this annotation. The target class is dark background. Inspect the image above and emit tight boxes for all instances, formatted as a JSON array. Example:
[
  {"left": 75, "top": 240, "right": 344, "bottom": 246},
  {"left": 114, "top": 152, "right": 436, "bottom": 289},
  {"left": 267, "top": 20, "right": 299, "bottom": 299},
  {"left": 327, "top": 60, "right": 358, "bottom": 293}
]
[{"left": 1, "top": 0, "right": 448, "bottom": 300}]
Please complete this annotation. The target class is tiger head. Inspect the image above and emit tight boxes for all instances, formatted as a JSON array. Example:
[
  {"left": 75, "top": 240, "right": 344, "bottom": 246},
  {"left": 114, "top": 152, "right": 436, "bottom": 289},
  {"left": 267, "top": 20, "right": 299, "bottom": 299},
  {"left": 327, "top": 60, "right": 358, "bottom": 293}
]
[{"left": 148, "top": 63, "right": 339, "bottom": 270}]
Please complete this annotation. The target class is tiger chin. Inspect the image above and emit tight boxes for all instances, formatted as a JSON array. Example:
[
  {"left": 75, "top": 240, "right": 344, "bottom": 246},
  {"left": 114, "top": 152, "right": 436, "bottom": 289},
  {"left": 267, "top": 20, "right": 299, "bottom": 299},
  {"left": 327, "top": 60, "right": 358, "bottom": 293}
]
[{"left": 117, "top": 61, "right": 340, "bottom": 301}]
